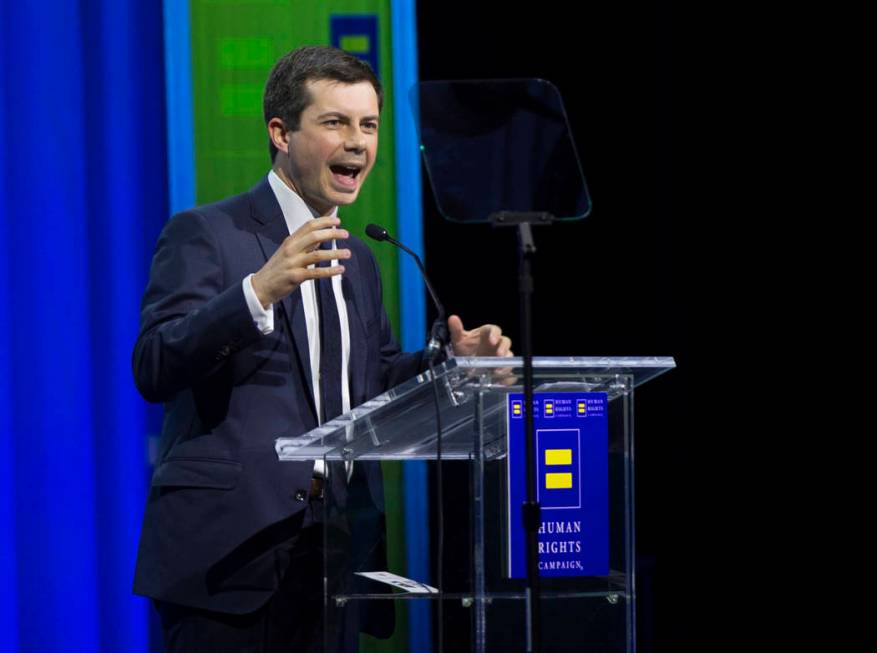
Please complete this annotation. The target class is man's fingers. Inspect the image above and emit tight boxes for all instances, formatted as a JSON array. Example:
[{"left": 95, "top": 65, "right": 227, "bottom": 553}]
[
  {"left": 305, "top": 247, "right": 351, "bottom": 265},
  {"left": 316, "top": 264, "right": 345, "bottom": 277},
  {"left": 299, "top": 264, "right": 346, "bottom": 281},
  {"left": 479, "top": 324, "right": 501, "bottom": 346},
  {"left": 284, "top": 219, "right": 347, "bottom": 250},
  {"left": 281, "top": 229, "right": 348, "bottom": 259},
  {"left": 313, "top": 226, "right": 349, "bottom": 242},
  {"left": 299, "top": 227, "right": 349, "bottom": 251},
  {"left": 284, "top": 219, "right": 339, "bottom": 247},
  {"left": 447, "top": 315, "right": 465, "bottom": 339}
]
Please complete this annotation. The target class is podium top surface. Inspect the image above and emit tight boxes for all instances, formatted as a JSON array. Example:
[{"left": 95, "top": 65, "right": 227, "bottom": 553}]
[{"left": 275, "top": 356, "right": 675, "bottom": 462}]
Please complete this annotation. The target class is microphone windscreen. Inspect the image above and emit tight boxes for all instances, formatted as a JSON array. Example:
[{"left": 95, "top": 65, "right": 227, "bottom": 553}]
[{"left": 365, "top": 223, "right": 388, "bottom": 241}]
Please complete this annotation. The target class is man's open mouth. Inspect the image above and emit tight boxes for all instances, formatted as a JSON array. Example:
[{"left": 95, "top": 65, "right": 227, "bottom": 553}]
[{"left": 329, "top": 164, "right": 362, "bottom": 189}]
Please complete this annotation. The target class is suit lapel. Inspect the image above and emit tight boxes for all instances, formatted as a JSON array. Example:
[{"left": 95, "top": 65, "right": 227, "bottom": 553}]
[{"left": 248, "top": 177, "right": 317, "bottom": 422}]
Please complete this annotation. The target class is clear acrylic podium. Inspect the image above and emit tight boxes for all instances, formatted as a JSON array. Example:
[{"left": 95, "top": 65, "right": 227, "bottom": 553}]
[{"left": 276, "top": 356, "right": 675, "bottom": 652}]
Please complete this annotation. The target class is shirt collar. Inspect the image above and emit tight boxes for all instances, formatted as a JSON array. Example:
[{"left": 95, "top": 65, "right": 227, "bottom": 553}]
[{"left": 267, "top": 169, "right": 337, "bottom": 235}]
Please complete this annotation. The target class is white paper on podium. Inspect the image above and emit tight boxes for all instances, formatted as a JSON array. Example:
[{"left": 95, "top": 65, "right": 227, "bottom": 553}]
[{"left": 355, "top": 571, "right": 439, "bottom": 594}]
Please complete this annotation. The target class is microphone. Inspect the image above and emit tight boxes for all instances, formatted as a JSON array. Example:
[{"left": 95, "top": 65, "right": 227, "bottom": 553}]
[{"left": 365, "top": 223, "right": 448, "bottom": 360}]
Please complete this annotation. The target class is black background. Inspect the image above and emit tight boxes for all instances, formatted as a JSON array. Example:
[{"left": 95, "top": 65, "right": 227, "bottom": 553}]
[{"left": 416, "top": 2, "right": 695, "bottom": 650}]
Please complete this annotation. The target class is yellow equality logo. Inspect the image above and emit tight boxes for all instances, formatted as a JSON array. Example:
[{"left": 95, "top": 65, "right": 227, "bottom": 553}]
[{"left": 544, "top": 448, "right": 573, "bottom": 489}]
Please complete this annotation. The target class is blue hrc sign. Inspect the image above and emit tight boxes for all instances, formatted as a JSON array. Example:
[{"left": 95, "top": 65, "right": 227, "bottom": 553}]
[{"left": 506, "top": 392, "right": 609, "bottom": 578}]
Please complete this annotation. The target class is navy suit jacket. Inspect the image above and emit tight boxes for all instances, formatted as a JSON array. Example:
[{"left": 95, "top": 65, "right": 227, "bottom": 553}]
[{"left": 132, "top": 177, "right": 423, "bottom": 617}]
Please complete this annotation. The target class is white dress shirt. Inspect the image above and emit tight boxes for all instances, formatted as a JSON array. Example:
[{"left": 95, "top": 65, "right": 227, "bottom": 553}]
[{"left": 242, "top": 170, "right": 352, "bottom": 478}]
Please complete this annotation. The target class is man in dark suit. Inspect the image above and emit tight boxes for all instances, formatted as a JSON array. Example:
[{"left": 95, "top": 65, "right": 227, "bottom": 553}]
[{"left": 133, "top": 46, "right": 511, "bottom": 652}]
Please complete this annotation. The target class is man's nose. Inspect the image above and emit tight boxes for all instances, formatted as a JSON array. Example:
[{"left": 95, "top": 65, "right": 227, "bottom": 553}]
[{"left": 345, "top": 128, "right": 366, "bottom": 151}]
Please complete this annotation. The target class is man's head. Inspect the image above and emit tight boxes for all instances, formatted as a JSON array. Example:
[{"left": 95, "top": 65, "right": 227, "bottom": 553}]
[{"left": 263, "top": 46, "right": 383, "bottom": 214}]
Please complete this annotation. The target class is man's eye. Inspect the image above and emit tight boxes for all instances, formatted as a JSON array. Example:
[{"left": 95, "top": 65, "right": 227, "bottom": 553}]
[
  {"left": 363, "top": 122, "right": 378, "bottom": 131},
  {"left": 325, "top": 120, "right": 340, "bottom": 127}
]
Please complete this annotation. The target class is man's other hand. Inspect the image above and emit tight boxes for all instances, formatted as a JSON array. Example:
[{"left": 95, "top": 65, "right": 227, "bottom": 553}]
[{"left": 448, "top": 314, "right": 513, "bottom": 357}]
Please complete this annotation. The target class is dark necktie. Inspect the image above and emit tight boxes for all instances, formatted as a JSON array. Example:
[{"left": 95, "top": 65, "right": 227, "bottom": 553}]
[
  {"left": 317, "top": 239, "right": 343, "bottom": 423},
  {"left": 317, "top": 240, "right": 351, "bottom": 506}
]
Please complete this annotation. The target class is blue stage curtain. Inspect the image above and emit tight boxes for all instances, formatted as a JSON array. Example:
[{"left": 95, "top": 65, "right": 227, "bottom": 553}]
[{"left": 0, "top": 2, "right": 167, "bottom": 651}]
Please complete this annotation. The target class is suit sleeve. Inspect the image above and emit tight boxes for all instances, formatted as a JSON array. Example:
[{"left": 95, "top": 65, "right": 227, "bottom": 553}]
[{"left": 132, "top": 210, "right": 262, "bottom": 403}]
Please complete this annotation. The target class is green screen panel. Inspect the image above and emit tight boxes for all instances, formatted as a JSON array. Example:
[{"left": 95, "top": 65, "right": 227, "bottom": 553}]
[
  {"left": 190, "top": 0, "right": 400, "bottom": 339},
  {"left": 188, "top": 4, "right": 409, "bottom": 651}
]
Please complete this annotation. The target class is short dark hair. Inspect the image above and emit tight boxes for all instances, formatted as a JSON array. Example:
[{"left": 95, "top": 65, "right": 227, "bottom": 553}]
[{"left": 263, "top": 45, "right": 384, "bottom": 162}]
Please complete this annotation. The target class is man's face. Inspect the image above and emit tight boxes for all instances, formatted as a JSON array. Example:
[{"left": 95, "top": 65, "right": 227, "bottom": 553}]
[{"left": 278, "top": 79, "right": 379, "bottom": 215}]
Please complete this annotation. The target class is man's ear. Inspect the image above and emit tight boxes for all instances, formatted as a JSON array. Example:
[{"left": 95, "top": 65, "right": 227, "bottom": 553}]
[{"left": 267, "top": 118, "right": 289, "bottom": 155}]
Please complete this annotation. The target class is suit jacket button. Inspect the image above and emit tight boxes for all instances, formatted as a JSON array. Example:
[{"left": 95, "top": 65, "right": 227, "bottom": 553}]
[{"left": 294, "top": 489, "right": 307, "bottom": 502}]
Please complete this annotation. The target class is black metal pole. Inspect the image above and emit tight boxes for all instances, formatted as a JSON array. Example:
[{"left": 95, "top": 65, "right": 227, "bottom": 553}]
[
  {"left": 518, "top": 222, "right": 541, "bottom": 653},
  {"left": 489, "top": 211, "right": 552, "bottom": 652}
]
